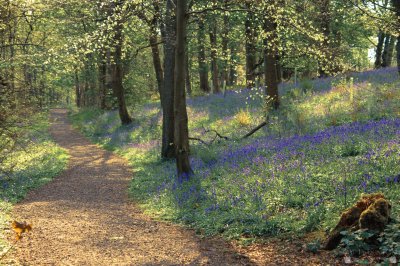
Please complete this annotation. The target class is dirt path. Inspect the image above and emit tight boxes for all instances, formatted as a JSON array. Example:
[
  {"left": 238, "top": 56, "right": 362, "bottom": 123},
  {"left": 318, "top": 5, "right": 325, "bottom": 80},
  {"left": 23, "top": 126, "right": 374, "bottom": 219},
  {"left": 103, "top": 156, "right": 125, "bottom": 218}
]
[{"left": 3, "top": 109, "right": 252, "bottom": 266}]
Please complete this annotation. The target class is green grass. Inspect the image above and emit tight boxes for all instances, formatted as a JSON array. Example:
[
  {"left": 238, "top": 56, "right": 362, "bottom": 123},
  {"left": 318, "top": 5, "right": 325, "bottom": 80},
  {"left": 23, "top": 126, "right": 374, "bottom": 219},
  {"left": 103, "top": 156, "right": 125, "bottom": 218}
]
[{"left": 0, "top": 112, "right": 68, "bottom": 255}]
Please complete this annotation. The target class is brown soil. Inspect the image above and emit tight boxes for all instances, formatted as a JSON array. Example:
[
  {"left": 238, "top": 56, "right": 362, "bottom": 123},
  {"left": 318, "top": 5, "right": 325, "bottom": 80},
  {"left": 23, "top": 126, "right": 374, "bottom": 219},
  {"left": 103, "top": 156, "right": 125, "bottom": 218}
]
[{"left": 2, "top": 109, "right": 340, "bottom": 265}]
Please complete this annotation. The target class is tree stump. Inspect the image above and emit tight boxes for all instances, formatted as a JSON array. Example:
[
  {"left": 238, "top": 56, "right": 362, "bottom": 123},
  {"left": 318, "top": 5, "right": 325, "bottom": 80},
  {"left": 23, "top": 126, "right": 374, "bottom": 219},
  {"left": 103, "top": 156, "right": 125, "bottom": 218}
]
[{"left": 324, "top": 193, "right": 391, "bottom": 250}]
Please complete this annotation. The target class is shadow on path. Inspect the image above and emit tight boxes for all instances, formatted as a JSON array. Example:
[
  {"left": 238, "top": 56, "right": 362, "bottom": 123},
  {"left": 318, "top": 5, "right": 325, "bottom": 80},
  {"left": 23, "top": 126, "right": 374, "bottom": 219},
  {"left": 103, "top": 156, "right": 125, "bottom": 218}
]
[{"left": 3, "top": 109, "right": 253, "bottom": 266}]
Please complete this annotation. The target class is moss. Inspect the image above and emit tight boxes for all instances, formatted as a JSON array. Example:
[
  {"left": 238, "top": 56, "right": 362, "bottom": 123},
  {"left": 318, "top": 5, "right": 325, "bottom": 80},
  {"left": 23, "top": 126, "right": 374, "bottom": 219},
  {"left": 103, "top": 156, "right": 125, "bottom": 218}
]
[
  {"left": 359, "top": 198, "right": 391, "bottom": 231},
  {"left": 324, "top": 193, "right": 391, "bottom": 250}
]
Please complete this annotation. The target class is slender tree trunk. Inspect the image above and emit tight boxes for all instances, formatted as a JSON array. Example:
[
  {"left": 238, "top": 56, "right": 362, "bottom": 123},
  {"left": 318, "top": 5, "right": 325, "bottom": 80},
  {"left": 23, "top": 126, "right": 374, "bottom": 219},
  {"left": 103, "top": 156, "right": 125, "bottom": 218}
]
[
  {"left": 74, "top": 70, "right": 81, "bottom": 108},
  {"left": 161, "top": 0, "right": 176, "bottom": 159},
  {"left": 39, "top": 66, "right": 45, "bottom": 108},
  {"left": 318, "top": 0, "right": 331, "bottom": 77},
  {"left": 197, "top": 16, "right": 210, "bottom": 93},
  {"left": 84, "top": 74, "right": 89, "bottom": 107},
  {"left": 209, "top": 22, "right": 220, "bottom": 93},
  {"left": 386, "top": 35, "right": 396, "bottom": 66},
  {"left": 174, "top": 0, "right": 193, "bottom": 177},
  {"left": 98, "top": 52, "right": 107, "bottom": 110},
  {"left": 375, "top": 31, "right": 385, "bottom": 68},
  {"left": 228, "top": 42, "right": 237, "bottom": 86},
  {"left": 245, "top": 3, "right": 256, "bottom": 88},
  {"left": 150, "top": 10, "right": 164, "bottom": 96},
  {"left": 393, "top": 0, "right": 400, "bottom": 74},
  {"left": 221, "top": 1, "right": 229, "bottom": 89},
  {"left": 8, "top": 13, "right": 16, "bottom": 95},
  {"left": 111, "top": 4, "right": 132, "bottom": 125},
  {"left": 263, "top": 16, "right": 279, "bottom": 109},
  {"left": 382, "top": 34, "right": 391, "bottom": 67}
]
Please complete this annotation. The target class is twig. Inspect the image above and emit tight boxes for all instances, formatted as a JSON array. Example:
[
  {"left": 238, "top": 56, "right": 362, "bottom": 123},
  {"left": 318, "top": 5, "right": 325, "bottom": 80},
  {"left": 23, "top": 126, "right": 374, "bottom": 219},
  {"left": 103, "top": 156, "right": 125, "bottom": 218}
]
[
  {"left": 193, "top": 120, "right": 269, "bottom": 145},
  {"left": 189, "top": 137, "right": 209, "bottom": 145},
  {"left": 242, "top": 121, "right": 268, "bottom": 139}
]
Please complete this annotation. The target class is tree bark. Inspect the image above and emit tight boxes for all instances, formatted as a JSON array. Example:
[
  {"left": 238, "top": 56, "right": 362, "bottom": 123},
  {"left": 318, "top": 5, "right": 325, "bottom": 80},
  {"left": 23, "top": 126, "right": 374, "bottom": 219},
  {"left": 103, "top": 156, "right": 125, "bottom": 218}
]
[
  {"left": 209, "top": 22, "right": 220, "bottom": 94},
  {"left": 221, "top": 1, "right": 229, "bottom": 89},
  {"left": 111, "top": 2, "right": 132, "bottom": 125},
  {"left": 228, "top": 42, "right": 237, "bottom": 86},
  {"left": 75, "top": 70, "right": 81, "bottom": 108},
  {"left": 197, "top": 16, "right": 210, "bottom": 93},
  {"left": 149, "top": 9, "right": 164, "bottom": 96},
  {"left": 185, "top": 48, "right": 192, "bottom": 96},
  {"left": 98, "top": 52, "right": 107, "bottom": 110},
  {"left": 382, "top": 34, "right": 391, "bottom": 67},
  {"left": 263, "top": 16, "right": 279, "bottom": 109},
  {"left": 245, "top": 3, "right": 256, "bottom": 88},
  {"left": 174, "top": 0, "right": 193, "bottom": 177},
  {"left": 161, "top": 0, "right": 176, "bottom": 159},
  {"left": 318, "top": 0, "right": 331, "bottom": 77},
  {"left": 386, "top": 35, "right": 396, "bottom": 67},
  {"left": 397, "top": 37, "right": 400, "bottom": 73},
  {"left": 393, "top": 0, "right": 400, "bottom": 74},
  {"left": 375, "top": 31, "right": 385, "bottom": 68}
]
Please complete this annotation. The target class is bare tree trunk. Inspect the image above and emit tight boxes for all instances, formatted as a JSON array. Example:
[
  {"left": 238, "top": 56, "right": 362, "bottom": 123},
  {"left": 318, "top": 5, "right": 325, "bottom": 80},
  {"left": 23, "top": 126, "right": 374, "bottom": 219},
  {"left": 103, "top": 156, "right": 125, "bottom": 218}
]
[
  {"left": 245, "top": 3, "right": 256, "bottom": 88},
  {"left": 174, "top": 0, "right": 193, "bottom": 177},
  {"left": 149, "top": 6, "right": 164, "bottom": 96},
  {"left": 75, "top": 71, "right": 81, "bottom": 108},
  {"left": 221, "top": 1, "right": 229, "bottom": 89},
  {"left": 111, "top": 3, "right": 132, "bottom": 125},
  {"left": 375, "top": 31, "right": 385, "bottom": 68},
  {"left": 386, "top": 35, "right": 396, "bottom": 66},
  {"left": 161, "top": 0, "right": 176, "bottom": 159},
  {"left": 318, "top": 0, "right": 331, "bottom": 77},
  {"left": 382, "top": 34, "right": 391, "bottom": 67},
  {"left": 228, "top": 43, "right": 237, "bottom": 86},
  {"left": 209, "top": 22, "right": 220, "bottom": 94},
  {"left": 397, "top": 38, "right": 400, "bottom": 73},
  {"left": 393, "top": 0, "right": 400, "bottom": 74},
  {"left": 98, "top": 52, "right": 107, "bottom": 110},
  {"left": 263, "top": 16, "right": 279, "bottom": 109},
  {"left": 197, "top": 16, "right": 210, "bottom": 93}
]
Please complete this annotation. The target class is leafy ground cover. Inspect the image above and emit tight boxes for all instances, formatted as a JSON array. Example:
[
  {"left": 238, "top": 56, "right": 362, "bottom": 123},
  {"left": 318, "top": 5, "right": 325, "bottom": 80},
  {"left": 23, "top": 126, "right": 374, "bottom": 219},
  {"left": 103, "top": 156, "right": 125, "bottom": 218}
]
[
  {"left": 70, "top": 67, "right": 400, "bottom": 244},
  {"left": 0, "top": 112, "right": 68, "bottom": 254}
]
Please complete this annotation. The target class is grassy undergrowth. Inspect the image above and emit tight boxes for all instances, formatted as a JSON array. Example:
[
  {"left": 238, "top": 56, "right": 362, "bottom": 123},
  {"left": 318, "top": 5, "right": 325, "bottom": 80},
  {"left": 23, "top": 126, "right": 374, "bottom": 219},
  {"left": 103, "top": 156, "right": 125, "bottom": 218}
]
[
  {"left": 0, "top": 112, "right": 68, "bottom": 254},
  {"left": 70, "top": 67, "right": 400, "bottom": 242}
]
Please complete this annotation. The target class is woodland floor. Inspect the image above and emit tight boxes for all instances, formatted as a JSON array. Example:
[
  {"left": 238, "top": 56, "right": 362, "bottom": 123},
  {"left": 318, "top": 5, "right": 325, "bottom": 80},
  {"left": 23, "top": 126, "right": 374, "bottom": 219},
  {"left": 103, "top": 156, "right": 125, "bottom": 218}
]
[{"left": 2, "top": 109, "right": 340, "bottom": 265}]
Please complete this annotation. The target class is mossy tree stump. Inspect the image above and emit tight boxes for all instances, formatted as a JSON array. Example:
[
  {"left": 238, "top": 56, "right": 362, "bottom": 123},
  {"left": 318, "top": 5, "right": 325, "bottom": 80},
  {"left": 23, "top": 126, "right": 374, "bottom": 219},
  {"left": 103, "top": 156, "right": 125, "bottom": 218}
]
[{"left": 324, "top": 193, "right": 391, "bottom": 250}]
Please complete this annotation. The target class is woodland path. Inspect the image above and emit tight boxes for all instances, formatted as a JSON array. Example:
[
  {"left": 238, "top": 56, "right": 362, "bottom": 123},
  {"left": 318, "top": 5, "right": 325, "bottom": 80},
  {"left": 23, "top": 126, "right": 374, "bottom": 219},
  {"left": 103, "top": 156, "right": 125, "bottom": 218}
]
[{"left": 4, "top": 109, "right": 252, "bottom": 266}]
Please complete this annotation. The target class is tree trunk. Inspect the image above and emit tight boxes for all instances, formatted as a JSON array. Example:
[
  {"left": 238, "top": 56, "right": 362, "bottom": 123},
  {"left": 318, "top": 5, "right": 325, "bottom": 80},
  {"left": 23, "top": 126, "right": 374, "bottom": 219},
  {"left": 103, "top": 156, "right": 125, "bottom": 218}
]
[
  {"left": 161, "top": 0, "right": 176, "bottom": 159},
  {"left": 75, "top": 70, "right": 81, "bottom": 108},
  {"left": 245, "top": 3, "right": 256, "bottom": 88},
  {"left": 263, "top": 17, "right": 279, "bottom": 109},
  {"left": 209, "top": 22, "right": 220, "bottom": 94},
  {"left": 84, "top": 73, "right": 89, "bottom": 107},
  {"left": 221, "top": 0, "right": 229, "bottom": 89},
  {"left": 185, "top": 48, "right": 192, "bottom": 96},
  {"left": 318, "top": 0, "right": 331, "bottom": 77},
  {"left": 98, "top": 53, "right": 107, "bottom": 110},
  {"left": 228, "top": 42, "right": 237, "bottom": 86},
  {"left": 111, "top": 3, "right": 132, "bottom": 125},
  {"left": 382, "top": 34, "right": 391, "bottom": 67},
  {"left": 197, "top": 16, "right": 210, "bottom": 93},
  {"left": 397, "top": 37, "right": 400, "bottom": 74},
  {"left": 174, "top": 0, "right": 193, "bottom": 177},
  {"left": 386, "top": 35, "right": 396, "bottom": 67},
  {"left": 150, "top": 12, "right": 164, "bottom": 96},
  {"left": 375, "top": 31, "right": 385, "bottom": 69},
  {"left": 393, "top": 0, "right": 400, "bottom": 74}
]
